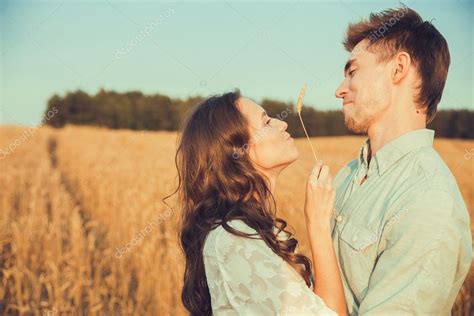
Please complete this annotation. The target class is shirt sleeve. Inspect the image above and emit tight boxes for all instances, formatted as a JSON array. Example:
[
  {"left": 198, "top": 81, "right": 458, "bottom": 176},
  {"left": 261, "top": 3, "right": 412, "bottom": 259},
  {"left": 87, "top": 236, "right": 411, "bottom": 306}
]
[
  {"left": 207, "top": 224, "right": 338, "bottom": 315},
  {"left": 358, "top": 188, "right": 472, "bottom": 315}
]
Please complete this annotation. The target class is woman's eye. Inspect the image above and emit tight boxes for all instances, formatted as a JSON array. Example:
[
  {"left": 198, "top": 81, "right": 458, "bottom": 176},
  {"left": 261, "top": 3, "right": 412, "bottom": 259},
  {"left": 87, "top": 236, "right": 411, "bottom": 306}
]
[
  {"left": 265, "top": 118, "right": 272, "bottom": 125},
  {"left": 349, "top": 69, "right": 356, "bottom": 76}
]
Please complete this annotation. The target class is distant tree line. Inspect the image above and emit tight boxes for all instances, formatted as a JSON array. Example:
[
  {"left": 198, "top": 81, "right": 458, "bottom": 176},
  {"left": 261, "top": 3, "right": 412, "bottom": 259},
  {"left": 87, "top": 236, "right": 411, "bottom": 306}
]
[{"left": 44, "top": 89, "right": 474, "bottom": 139}]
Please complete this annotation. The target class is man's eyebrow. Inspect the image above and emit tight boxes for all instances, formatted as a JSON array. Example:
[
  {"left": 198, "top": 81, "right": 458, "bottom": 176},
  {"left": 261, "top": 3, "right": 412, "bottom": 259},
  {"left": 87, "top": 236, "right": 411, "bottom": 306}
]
[{"left": 344, "top": 59, "right": 355, "bottom": 75}]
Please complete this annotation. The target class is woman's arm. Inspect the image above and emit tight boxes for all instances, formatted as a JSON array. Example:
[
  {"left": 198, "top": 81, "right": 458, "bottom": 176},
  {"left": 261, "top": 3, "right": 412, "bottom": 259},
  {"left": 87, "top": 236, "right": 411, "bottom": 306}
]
[{"left": 304, "top": 161, "right": 348, "bottom": 316}]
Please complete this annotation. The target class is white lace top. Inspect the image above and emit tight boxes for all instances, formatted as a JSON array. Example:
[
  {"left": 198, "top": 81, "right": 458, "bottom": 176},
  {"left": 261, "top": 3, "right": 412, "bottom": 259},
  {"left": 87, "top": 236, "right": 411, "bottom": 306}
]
[{"left": 203, "top": 219, "right": 338, "bottom": 315}]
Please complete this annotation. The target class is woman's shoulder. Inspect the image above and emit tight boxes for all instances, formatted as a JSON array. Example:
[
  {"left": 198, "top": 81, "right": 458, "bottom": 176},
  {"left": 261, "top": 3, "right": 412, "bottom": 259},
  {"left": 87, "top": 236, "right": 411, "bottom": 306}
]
[
  {"left": 203, "top": 219, "right": 291, "bottom": 257},
  {"left": 203, "top": 220, "right": 260, "bottom": 257},
  {"left": 221, "top": 219, "right": 257, "bottom": 233},
  {"left": 210, "top": 219, "right": 260, "bottom": 238}
]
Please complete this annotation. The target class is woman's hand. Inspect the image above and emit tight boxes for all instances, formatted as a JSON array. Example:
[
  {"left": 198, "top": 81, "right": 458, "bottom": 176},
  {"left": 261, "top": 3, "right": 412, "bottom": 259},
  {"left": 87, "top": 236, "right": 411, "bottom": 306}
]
[
  {"left": 304, "top": 160, "right": 336, "bottom": 231},
  {"left": 305, "top": 161, "right": 348, "bottom": 316}
]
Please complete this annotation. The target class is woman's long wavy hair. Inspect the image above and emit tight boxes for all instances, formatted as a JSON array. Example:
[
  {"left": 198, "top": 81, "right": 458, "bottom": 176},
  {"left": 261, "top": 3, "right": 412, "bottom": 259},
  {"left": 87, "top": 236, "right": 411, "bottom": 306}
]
[{"left": 167, "top": 90, "right": 313, "bottom": 316}]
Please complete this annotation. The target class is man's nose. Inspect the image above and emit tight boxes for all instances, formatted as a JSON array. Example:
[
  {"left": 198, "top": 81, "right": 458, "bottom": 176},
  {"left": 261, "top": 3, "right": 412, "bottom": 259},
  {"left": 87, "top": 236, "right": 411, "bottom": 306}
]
[{"left": 335, "top": 79, "right": 348, "bottom": 99}]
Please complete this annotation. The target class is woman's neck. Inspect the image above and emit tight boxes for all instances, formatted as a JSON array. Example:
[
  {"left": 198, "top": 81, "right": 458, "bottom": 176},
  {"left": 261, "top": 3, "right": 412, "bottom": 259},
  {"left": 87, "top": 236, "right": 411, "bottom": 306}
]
[{"left": 262, "top": 168, "right": 280, "bottom": 196}]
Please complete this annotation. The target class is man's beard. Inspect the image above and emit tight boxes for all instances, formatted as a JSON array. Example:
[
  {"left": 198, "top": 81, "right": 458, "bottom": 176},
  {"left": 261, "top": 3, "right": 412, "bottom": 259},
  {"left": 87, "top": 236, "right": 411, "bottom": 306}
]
[{"left": 344, "top": 107, "right": 371, "bottom": 135}]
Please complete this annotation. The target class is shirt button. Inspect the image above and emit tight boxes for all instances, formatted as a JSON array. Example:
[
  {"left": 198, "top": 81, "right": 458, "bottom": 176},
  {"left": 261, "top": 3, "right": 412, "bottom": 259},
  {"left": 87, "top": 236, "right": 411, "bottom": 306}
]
[{"left": 336, "top": 215, "right": 343, "bottom": 223}]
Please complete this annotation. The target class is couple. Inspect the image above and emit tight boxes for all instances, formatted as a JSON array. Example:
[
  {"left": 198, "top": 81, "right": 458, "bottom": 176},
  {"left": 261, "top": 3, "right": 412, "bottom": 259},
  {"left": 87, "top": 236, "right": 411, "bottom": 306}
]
[{"left": 174, "top": 6, "right": 472, "bottom": 316}]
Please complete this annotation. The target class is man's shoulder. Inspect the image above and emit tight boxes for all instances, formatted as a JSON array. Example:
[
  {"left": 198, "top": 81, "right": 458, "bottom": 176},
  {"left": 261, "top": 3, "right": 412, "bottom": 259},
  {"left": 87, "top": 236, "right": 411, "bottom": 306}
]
[
  {"left": 399, "top": 147, "right": 468, "bottom": 217},
  {"left": 411, "top": 146, "right": 457, "bottom": 191}
]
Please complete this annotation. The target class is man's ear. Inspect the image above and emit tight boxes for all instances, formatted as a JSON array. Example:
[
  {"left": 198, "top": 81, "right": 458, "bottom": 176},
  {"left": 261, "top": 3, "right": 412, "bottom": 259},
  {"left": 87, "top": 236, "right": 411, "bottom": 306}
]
[{"left": 392, "top": 52, "right": 412, "bottom": 84}]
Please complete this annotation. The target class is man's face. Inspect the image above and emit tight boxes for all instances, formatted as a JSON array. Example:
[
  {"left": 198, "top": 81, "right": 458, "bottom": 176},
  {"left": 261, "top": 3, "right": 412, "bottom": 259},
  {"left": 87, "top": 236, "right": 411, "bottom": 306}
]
[{"left": 335, "top": 40, "right": 392, "bottom": 135}]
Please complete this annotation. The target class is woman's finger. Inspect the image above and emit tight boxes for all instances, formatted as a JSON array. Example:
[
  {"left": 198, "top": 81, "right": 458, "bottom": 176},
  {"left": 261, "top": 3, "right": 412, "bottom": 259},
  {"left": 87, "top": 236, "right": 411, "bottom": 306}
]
[
  {"left": 309, "top": 161, "right": 323, "bottom": 185},
  {"left": 319, "top": 164, "right": 330, "bottom": 182},
  {"left": 326, "top": 174, "right": 333, "bottom": 187}
]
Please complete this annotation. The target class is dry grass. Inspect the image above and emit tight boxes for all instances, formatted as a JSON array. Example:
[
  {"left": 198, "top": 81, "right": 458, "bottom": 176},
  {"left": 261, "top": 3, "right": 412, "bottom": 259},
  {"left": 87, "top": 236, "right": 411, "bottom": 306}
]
[{"left": 1, "top": 124, "right": 472, "bottom": 315}]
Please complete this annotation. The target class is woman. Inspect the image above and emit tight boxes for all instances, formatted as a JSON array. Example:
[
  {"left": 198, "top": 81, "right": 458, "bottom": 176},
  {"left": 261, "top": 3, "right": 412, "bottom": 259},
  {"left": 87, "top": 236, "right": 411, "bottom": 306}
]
[{"left": 172, "top": 90, "right": 347, "bottom": 315}]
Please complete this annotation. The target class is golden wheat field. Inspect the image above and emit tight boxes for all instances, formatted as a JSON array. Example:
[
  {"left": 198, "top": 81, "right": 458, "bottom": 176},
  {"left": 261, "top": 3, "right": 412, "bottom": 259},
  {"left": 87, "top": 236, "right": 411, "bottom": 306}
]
[{"left": 1, "top": 124, "right": 473, "bottom": 315}]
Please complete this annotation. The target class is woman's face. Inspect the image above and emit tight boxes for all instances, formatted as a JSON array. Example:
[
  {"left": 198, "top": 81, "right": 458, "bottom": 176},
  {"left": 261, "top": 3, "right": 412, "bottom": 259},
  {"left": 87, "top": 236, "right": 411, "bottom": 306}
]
[{"left": 237, "top": 97, "right": 299, "bottom": 171}]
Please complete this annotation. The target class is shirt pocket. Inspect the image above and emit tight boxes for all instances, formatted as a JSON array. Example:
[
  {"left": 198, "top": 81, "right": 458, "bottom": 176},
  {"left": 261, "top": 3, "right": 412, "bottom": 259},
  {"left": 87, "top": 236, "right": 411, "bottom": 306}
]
[{"left": 339, "top": 221, "right": 378, "bottom": 252}]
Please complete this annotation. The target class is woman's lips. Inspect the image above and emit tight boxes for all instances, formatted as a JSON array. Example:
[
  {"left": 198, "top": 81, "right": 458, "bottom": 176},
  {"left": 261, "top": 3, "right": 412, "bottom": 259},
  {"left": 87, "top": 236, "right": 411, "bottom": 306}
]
[{"left": 343, "top": 101, "right": 353, "bottom": 106}]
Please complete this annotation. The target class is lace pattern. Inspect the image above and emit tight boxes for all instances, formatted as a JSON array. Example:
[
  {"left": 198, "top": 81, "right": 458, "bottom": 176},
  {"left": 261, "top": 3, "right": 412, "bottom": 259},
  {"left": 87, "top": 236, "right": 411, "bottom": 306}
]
[{"left": 203, "top": 220, "right": 338, "bottom": 315}]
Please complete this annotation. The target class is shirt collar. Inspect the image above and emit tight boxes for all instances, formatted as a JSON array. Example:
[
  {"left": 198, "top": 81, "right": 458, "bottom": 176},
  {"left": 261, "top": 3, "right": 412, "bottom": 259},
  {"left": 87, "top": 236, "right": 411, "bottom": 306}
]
[{"left": 358, "top": 128, "right": 435, "bottom": 176}]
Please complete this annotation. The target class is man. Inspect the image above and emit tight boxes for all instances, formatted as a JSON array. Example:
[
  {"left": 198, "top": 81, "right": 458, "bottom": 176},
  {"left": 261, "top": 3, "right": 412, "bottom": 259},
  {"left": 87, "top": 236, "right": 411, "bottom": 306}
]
[{"left": 331, "top": 6, "right": 472, "bottom": 315}]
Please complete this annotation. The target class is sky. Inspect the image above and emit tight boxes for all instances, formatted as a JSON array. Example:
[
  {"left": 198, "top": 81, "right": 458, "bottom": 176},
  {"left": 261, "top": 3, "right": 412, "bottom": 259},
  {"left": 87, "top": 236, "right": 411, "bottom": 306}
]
[{"left": 0, "top": 0, "right": 473, "bottom": 126}]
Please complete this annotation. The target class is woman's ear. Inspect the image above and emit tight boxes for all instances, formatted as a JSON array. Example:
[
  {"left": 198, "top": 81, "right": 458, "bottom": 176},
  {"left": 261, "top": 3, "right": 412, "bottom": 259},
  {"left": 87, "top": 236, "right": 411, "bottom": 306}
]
[{"left": 392, "top": 52, "right": 412, "bottom": 84}]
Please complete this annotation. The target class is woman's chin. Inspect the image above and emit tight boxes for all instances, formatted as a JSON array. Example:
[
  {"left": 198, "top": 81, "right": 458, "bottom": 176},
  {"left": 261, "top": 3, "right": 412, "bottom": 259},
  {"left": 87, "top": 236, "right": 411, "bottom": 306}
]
[
  {"left": 289, "top": 145, "right": 300, "bottom": 161},
  {"left": 282, "top": 148, "right": 300, "bottom": 167}
]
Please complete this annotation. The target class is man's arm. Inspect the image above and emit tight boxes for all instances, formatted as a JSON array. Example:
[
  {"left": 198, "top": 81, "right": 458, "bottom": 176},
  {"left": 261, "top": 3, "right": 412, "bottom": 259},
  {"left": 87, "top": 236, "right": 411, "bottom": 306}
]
[{"left": 358, "top": 188, "right": 472, "bottom": 315}]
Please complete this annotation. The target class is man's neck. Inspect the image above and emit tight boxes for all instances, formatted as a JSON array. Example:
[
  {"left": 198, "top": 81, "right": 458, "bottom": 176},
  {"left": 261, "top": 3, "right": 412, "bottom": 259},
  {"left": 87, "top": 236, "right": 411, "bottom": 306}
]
[{"left": 367, "top": 115, "right": 426, "bottom": 158}]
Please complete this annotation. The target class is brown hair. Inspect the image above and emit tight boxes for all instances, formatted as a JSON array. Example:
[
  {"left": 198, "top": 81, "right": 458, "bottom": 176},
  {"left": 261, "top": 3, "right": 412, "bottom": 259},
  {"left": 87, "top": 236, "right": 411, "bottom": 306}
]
[
  {"left": 167, "top": 91, "right": 312, "bottom": 316},
  {"left": 343, "top": 6, "right": 450, "bottom": 123}
]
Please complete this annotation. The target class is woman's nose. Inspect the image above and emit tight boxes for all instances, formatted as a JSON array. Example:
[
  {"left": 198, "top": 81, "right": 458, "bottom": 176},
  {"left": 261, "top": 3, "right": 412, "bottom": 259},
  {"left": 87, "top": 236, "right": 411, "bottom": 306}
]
[{"left": 278, "top": 119, "right": 288, "bottom": 131}]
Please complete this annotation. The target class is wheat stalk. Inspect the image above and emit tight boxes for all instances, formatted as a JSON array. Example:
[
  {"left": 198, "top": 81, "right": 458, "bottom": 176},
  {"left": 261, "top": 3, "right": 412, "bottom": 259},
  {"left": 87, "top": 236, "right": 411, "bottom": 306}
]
[{"left": 296, "top": 84, "right": 318, "bottom": 162}]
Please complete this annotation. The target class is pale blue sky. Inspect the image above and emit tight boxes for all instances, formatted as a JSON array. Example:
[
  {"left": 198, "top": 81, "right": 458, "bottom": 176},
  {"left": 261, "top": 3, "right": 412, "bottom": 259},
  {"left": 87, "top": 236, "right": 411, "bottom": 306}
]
[{"left": 1, "top": 0, "right": 472, "bottom": 125}]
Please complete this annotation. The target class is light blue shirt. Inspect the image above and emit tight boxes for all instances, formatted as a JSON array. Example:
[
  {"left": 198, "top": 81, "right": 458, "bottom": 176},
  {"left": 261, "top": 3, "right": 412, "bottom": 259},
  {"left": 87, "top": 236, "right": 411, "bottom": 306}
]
[{"left": 331, "top": 128, "right": 472, "bottom": 315}]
